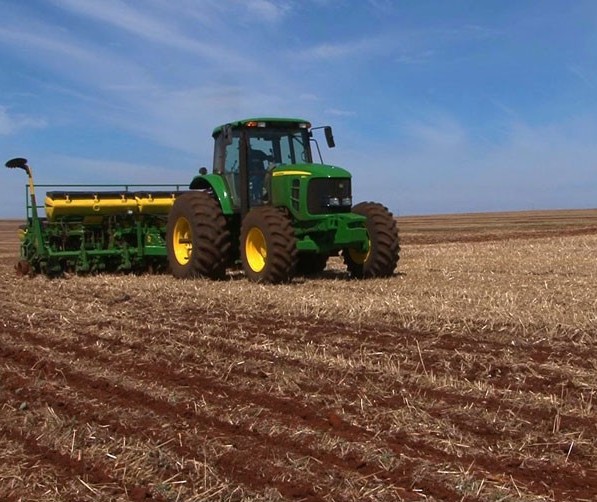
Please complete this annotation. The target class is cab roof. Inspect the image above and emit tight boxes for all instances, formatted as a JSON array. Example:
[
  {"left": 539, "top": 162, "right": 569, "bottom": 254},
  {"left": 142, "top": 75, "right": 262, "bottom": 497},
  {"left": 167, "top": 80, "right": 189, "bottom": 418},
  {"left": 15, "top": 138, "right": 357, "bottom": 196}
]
[{"left": 212, "top": 117, "right": 311, "bottom": 137}]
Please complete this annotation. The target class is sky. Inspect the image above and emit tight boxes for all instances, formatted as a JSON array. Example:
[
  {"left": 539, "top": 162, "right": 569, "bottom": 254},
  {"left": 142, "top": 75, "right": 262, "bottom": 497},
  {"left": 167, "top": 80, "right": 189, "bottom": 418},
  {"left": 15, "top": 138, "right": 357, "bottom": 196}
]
[{"left": 0, "top": 0, "right": 596, "bottom": 217}]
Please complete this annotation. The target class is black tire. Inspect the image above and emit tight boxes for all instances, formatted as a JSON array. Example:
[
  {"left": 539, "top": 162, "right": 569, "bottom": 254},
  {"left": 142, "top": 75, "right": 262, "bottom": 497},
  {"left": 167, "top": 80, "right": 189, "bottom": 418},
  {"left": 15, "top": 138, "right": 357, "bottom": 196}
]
[
  {"left": 240, "top": 207, "right": 297, "bottom": 283},
  {"left": 296, "top": 253, "right": 328, "bottom": 276},
  {"left": 343, "top": 202, "right": 400, "bottom": 278},
  {"left": 166, "top": 191, "right": 231, "bottom": 279}
]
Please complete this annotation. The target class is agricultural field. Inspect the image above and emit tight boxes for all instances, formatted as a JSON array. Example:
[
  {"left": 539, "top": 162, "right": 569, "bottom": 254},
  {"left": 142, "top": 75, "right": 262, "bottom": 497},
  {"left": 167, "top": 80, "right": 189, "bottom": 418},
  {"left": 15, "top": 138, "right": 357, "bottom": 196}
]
[{"left": 1, "top": 209, "right": 596, "bottom": 501}]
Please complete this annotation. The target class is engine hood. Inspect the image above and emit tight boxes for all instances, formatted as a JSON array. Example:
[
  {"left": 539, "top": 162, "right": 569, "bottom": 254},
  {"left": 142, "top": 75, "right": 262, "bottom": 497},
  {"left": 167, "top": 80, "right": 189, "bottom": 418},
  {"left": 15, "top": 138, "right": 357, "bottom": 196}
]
[{"left": 271, "top": 163, "right": 351, "bottom": 179}]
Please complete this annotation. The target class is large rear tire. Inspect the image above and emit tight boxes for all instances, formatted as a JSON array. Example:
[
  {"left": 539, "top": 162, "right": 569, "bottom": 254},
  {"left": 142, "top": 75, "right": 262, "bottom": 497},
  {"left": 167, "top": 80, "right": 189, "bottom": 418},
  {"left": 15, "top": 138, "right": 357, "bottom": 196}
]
[
  {"left": 166, "top": 191, "right": 231, "bottom": 279},
  {"left": 343, "top": 202, "right": 399, "bottom": 278},
  {"left": 241, "top": 207, "right": 297, "bottom": 283}
]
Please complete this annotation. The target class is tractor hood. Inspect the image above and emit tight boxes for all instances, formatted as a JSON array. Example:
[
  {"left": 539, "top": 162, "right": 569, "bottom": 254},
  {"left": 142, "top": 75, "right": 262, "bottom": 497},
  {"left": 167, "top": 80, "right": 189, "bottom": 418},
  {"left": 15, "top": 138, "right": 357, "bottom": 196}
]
[
  {"left": 271, "top": 163, "right": 351, "bottom": 179},
  {"left": 269, "top": 163, "right": 353, "bottom": 218}
]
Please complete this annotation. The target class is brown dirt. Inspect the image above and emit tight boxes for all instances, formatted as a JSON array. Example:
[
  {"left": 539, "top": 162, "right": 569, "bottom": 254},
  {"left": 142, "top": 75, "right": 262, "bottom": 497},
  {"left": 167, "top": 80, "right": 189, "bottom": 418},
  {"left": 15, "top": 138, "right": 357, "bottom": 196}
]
[
  {"left": 0, "top": 210, "right": 596, "bottom": 501},
  {"left": 398, "top": 208, "right": 597, "bottom": 244}
]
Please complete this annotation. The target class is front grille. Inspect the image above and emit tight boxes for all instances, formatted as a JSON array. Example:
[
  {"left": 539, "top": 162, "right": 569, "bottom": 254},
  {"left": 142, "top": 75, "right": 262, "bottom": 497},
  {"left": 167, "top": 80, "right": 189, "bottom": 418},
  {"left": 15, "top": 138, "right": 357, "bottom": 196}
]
[{"left": 307, "top": 178, "right": 351, "bottom": 215}]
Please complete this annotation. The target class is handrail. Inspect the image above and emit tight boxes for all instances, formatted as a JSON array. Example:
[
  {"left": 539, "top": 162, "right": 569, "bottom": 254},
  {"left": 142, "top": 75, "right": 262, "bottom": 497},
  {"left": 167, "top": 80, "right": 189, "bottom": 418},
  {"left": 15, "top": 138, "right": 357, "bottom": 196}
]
[{"left": 25, "top": 183, "right": 187, "bottom": 219}]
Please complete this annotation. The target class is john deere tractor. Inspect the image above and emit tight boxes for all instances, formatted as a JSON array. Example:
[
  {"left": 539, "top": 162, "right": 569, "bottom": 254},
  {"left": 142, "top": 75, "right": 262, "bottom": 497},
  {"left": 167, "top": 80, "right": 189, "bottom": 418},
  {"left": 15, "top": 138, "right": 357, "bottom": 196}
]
[{"left": 7, "top": 117, "right": 399, "bottom": 283}]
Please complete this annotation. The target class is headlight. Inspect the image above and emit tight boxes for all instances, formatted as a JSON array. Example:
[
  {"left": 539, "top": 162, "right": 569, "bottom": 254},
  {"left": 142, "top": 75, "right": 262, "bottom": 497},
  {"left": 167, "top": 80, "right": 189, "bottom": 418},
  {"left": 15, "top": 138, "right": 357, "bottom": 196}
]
[
  {"left": 326, "top": 197, "right": 340, "bottom": 207},
  {"left": 341, "top": 196, "right": 352, "bottom": 206}
]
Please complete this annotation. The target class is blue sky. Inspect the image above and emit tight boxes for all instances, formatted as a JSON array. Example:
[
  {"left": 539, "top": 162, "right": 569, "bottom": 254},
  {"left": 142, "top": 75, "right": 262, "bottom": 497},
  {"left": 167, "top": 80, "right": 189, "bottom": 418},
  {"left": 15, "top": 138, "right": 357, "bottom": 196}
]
[{"left": 1, "top": 0, "right": 596, "bottom": 217}]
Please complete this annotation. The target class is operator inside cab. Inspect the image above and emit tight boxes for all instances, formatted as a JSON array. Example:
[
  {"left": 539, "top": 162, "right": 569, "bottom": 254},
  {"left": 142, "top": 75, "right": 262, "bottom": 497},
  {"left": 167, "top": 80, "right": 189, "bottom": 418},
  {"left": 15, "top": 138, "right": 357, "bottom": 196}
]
[{"left": 248, "top": 147, "right": 271, "bottom": 204}]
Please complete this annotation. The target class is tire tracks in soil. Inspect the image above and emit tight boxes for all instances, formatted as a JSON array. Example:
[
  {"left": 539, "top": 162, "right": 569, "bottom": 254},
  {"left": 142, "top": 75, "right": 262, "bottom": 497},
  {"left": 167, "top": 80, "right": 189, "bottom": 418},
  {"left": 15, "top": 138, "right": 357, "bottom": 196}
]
[
  {"left": 0, "top": 337, "right": 424, "bottom": 501},
  {"left": 111, "top": 302, "right": 597, "bottom": 394},
  {"left": 67, "top": 311, "right": 597, "bottom": 442},
  {"left": 3, "top": 424, "right": 165, "bottom": 502},
  {"left": 0, "top": 420, "right": 166, "bottom": 502},
  {"left": 0, "top": 327, "right": 486, "bottom": 502},
  {"left": 5, "top": 299, "right": 597, "bottom": 491},
  {"left": 69, "top": 305, "right": 597, "bottom": 415},
  {"left": 5, "top": 306, "right": 591, "bottom": 494},
  {"left": 7, "top": 316, "right": 590, "bottom": 450},
  {"left": 3, "top": 323, "right": 596, "bottom": 500}
]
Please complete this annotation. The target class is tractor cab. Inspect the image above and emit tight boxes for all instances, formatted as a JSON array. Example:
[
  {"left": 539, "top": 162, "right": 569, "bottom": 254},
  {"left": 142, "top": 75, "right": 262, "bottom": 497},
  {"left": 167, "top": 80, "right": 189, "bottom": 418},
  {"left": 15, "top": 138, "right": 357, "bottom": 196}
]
[{"left": 210, "top": 118, "right": 316, "bottom": 214}]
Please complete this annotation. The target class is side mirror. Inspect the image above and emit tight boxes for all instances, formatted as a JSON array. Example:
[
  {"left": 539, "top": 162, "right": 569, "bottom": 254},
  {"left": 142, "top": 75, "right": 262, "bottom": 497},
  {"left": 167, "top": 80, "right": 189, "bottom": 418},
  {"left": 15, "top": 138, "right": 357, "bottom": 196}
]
[
  {"left": 324, "top": 126, "right": 335, "bottom": 148},
  {"left": 199, "top": 167, "right": 208, "bottom": 175}
]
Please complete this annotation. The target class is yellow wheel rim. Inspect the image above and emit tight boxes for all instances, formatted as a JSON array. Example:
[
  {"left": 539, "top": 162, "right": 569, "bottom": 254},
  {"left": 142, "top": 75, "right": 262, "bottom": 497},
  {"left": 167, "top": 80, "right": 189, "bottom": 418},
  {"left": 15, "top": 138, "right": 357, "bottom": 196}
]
[
  {"left": 245, "top": 227, "right": 267, "bottom": 272},
  {"left": 348, "top": 239, "right": 371, "bottom": 265},
  {"left": 173, "top": 216, "right": 192, "bottom": 265}
]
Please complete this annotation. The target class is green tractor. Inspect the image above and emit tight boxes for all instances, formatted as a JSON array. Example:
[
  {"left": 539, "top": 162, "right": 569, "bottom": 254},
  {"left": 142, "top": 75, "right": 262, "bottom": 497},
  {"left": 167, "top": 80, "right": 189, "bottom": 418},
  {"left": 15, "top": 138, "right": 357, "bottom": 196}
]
[{"left": 6, "top": 117, "right": 399, "bottom": 283}]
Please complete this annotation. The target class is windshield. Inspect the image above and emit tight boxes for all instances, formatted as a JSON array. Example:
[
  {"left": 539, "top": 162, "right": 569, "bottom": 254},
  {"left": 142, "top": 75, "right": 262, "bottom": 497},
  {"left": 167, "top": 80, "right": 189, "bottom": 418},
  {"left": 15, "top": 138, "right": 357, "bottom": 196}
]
[
  {"left": 247, "top": 128, "right": 312, "bottom": 168},
  {"left": 214, "top": 126, "right": 313, "bottom": 209}
]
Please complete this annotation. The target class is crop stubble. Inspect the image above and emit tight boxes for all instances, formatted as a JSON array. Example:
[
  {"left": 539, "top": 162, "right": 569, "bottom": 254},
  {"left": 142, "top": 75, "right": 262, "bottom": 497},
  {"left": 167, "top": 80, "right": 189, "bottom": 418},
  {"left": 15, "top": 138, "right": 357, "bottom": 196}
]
[{"left": 0, "top": 210, "right": 596, "bottom": 501}]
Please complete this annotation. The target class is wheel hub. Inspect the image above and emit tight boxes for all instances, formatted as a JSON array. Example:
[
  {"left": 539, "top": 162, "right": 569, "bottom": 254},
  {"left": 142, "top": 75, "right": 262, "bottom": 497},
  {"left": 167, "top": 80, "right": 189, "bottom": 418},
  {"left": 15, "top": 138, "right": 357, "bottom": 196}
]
[
  {"left": 172, "top": 216, "right": 192, "bottom": 265},
  {"left": 245, "top": 227, "right": 267, "bottom": 272},
  {"left": 348, "top": 239, "right": 371, "bottom": 265}
]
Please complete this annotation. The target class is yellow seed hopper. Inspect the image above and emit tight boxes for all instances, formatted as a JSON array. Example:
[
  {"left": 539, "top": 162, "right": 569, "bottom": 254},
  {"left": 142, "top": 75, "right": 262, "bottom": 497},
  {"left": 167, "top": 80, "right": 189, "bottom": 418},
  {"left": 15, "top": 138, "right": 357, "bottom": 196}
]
[{"left": 44, "top": 191, "right": 181, "bottom": 220}]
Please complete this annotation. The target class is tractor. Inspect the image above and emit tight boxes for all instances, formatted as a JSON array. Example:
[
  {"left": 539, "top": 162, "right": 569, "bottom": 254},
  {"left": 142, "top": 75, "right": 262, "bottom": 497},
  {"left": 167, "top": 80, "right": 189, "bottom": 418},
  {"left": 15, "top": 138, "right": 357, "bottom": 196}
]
[{"left": 6, "top": 117, "right": 399, "bottom": 283}]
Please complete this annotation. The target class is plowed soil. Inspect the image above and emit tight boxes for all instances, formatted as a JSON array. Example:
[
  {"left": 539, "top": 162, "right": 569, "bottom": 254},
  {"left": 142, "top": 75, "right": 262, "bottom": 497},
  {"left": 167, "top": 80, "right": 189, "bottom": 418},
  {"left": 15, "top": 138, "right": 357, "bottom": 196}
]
[{"left": 1, "top": 209, "right": 596, "bottom": 501}]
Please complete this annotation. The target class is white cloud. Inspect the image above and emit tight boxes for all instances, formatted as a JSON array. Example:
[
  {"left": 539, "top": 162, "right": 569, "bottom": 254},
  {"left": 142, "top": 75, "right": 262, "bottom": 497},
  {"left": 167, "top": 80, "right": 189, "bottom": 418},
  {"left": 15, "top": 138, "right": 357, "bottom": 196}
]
[
  {"left": 0, "top": 2, "right": 324, "bottom": 153},
  {"left": 50, "top": 0, "right": 250, "bottom": 68},
  {"left": 97, "top": 82, "right": 323, "bottom": 156},
  {"left": 403, "top": 116, "right": 468, "bottom": 148},
  {"left": 395, "top": 49, "right": 435, "bottom": 65},
  {"left": 299, "top": 93, "right": 320, "bottom": 102},
  {"left": 36, "top": 154, "right": 191, "bottom": 185},
  {"left": 366, "top": 0, "right": 395, "bottom": 13},
  {"left": 0, "top": 25, "right": 153, "bottom": 92},
  {"left": 0, "top": 106, "right": 47, "bottom": 135},
  {"left": 1, "top": 1, "right": 595, "bottom": 219},
  {"left": 432, "top": 24, "right": 504, "bottom": 41},
  {"left": 298, "top": 38, "right": 380, "bottom": 60},
  {"left": 244, "top": 0, "right": 292, "bottom": 23},
  {"left": 52, "top": 0, "right": 194, "bottom": 48},
  {"left": 332, "top": 114, "right": 597, "bottom": 215},
  {"left": 0, "top": 26, "right": 94, "bottom": 62},
  {"left": 325, "top": 108, "right": 356, "bottom": 117},
  {"left": 568, "top": 64, "right": 596, "bottom": 89}
]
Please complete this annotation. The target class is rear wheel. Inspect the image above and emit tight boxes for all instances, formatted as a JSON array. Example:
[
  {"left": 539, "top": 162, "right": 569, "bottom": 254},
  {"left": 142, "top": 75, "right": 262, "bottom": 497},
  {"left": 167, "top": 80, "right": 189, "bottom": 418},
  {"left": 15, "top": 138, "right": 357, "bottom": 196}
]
[
  {"left": 343, "top": 202, "right": 399, "bottom": 278},
  {"left": 241, "top": 207, "right": 297, "bottom": 283},
  {"left": 166, "top": 191, "right": 231, "bottom": 279}
]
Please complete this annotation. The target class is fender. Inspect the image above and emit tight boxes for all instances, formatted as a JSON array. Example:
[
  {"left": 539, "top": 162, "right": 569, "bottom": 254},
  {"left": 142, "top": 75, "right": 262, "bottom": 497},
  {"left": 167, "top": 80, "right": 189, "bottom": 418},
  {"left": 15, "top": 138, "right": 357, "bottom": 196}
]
[{"left": 189, "top": 174, "right": 235, "bottom": 215}]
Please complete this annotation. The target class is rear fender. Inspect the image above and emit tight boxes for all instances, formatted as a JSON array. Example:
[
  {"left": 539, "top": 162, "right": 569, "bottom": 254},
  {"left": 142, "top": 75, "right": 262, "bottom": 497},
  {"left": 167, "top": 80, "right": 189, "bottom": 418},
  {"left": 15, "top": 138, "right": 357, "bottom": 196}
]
[{"left": 189, "top": 174, "right": 235, "bottom": 215}]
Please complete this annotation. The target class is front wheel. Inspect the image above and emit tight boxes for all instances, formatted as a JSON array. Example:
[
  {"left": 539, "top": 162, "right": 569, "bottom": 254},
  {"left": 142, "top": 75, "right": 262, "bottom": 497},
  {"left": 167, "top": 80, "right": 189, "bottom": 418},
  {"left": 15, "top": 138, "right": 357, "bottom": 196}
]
[
  {"left": 241, "top": 207, "right": 297, "bottom": 283},
  {"left": 343, "top": 202, "right": 399, "bottom": 278}
]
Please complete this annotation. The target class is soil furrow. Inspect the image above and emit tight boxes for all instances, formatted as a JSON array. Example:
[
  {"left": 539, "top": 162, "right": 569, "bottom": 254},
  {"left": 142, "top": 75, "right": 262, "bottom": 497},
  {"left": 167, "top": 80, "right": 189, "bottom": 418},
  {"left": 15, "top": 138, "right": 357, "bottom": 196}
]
[
  {"left": 0, "top": 345, "right": 332, "bottom": 500},
  {"left": 1, "top": 339, "right": 449, "bottom": 501},
  {"left": 8, "top": 320, "right": 596, "bottom": 452},
  {"left": 3, "top": 326, "right": 594, "bottom": 500},
  {"left": 0, "top": 423, "right": 166, "bottom": 502},
  {"left": 5, "top": 314, "right": 596, "bottom": 475}
]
